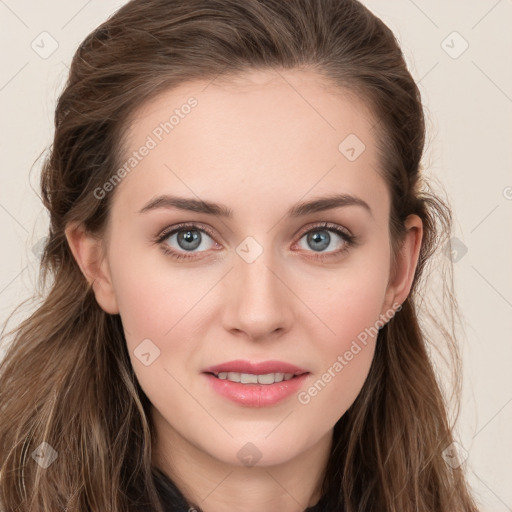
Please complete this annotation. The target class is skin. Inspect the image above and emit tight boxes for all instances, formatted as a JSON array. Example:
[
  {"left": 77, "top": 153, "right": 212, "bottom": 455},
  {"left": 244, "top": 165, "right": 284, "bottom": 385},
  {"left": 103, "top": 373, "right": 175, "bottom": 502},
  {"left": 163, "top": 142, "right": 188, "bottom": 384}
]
[{"left": 66, "top": 68, "right": 423, "bottom": 512}]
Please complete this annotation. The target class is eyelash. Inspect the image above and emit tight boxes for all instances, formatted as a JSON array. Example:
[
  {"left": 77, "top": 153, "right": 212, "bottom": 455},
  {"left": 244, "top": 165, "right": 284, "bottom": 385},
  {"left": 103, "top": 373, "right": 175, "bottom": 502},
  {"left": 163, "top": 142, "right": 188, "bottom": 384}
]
[{"left": 153, "top": 221, "right": 356, "bottom": 262}]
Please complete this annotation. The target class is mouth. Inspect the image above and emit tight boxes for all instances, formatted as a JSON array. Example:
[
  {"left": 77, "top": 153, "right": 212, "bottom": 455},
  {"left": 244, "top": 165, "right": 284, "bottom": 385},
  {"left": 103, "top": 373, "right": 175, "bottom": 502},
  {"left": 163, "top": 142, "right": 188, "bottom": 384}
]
[
  {"left": 202, "top": 359, "right": 309, "bottom": 384},
  {"left": 204, "top": 370, "right": 309, "bottom": 385},
  {"left": 202, "top": 369, "right": 310, "bottom": 407}
]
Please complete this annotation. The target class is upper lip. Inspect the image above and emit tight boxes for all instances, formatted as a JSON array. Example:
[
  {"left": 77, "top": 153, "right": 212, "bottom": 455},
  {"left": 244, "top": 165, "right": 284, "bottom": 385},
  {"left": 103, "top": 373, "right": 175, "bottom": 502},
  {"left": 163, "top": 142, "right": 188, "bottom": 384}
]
[{"left": 202, "top": 359, "right": 309, "bottom": 376}]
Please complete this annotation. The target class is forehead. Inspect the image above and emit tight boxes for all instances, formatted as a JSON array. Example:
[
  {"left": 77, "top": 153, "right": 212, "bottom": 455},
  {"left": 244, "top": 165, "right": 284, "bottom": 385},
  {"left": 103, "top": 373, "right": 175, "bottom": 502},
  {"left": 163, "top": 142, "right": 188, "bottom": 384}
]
[{"left": 112, "top": 68, "right": 388, "bottom": 220}]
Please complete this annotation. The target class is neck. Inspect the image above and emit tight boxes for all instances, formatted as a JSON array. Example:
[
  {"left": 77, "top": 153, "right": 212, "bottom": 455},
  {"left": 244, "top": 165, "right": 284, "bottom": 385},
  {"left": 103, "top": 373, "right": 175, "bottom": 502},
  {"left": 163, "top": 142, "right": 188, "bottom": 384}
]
[{"left": 151, "top": 407, "right": 332, "bottom": 512}]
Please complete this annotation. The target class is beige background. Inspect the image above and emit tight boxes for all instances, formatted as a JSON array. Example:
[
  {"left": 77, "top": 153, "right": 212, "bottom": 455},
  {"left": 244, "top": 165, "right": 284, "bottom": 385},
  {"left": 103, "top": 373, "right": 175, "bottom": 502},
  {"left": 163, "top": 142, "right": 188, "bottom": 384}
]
[{"left": 0, "top": 1, "right": 511, "bottom": 510}]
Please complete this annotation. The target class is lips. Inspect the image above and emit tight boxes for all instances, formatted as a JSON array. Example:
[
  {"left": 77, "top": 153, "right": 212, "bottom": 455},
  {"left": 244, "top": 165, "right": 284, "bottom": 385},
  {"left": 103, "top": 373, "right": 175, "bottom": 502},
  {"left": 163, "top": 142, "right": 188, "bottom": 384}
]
[
  {"left": 202, "top": 359, "right": 309, "bottom": 376},
  {"left": 202, "top": 371, "right": 310, "bottom": 407}
]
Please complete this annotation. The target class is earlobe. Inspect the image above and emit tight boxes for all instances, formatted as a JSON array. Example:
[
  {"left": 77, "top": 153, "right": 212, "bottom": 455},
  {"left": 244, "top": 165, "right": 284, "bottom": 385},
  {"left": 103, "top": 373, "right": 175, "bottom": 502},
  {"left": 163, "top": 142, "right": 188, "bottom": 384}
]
[
  {"left": 383, "top": 214, "right": 423, "bottom": 312},
  {"left": 64, "top": 222, "right": 119, "bottom": 315}
]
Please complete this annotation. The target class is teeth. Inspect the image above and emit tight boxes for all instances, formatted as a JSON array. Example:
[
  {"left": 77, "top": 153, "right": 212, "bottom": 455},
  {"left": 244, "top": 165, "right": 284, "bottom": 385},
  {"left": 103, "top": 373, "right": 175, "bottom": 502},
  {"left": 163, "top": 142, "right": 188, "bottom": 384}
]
[
  {"left": 241, "top": 373, "right": 258, "bottom": 384},
  {"left": 215, "top": 372, "right": 296, "bottom": 384}
]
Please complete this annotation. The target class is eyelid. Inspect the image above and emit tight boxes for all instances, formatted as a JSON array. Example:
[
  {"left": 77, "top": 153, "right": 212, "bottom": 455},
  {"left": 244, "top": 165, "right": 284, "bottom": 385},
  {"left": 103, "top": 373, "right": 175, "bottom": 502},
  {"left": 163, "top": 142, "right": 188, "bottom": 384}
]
[
  {"left": 154, "top": 220, "right": 356, "bottom": 260},
  {"left": 291, "top": 221, "right": 356, "bottom": 260},
  {"left": 155, "top": 221, "right": 353, "bottom": 243},
  {"left": 294, "top": 221, "right": 353, "bottom": 240},
  {"left": 154, "top": 222, "right": 217, "bottom": 244}
]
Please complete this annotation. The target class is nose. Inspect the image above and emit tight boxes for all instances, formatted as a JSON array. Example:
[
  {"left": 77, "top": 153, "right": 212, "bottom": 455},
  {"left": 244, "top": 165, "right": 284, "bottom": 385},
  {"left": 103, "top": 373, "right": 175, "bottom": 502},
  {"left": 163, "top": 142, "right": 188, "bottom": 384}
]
[{"left": 221, "top": 248, "right": 294, "bottom": 342}]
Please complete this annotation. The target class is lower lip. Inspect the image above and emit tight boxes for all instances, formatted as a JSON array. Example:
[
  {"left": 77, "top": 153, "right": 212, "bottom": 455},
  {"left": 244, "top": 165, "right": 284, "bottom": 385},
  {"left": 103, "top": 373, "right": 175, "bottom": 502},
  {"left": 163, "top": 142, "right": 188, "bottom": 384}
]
[{"left": 202, "top": 373, "right": 309, "bottom": 407}]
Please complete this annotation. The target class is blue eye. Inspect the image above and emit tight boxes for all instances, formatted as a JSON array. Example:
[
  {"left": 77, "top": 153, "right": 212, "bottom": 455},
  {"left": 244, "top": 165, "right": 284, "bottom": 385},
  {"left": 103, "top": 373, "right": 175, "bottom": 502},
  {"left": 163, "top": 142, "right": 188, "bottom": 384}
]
[
  {"left": 296, "top": 224, "right": 354, "bottom": 256},
  {"left": 154, "top": 221, "right": 356, "bottom": 261},
  {"left": 156, "top": 223, "right": 218, "bottom": 260}
]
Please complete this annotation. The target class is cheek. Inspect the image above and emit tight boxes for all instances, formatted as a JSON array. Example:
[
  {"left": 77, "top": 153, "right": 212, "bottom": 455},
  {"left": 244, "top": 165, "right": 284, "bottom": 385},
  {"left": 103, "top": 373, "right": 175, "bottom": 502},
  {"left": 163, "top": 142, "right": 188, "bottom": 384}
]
[
  {"left": 113, "top": 280, "right": 196, "bottom": 363},
  {"left": 108, "top": 236, "right": 197, "bottom": 339},
  {"left": 308, "top": 252, "right": 390, "bottom": 349},
  {"left": 106, "top": 242, "right": 187, "bottom": 371},
  {"left": 295, "top": 308, "right": 381, "bottom": 433},
  {"left": 297, "top": 254, "right": 390, "bottom": 414}
]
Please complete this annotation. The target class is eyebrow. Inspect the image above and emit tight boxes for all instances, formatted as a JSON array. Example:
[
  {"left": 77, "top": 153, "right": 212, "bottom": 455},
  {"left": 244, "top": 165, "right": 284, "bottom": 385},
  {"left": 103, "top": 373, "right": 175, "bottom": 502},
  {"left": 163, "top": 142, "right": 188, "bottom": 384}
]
[{"left": 138, "top": 193, "right": 373, "bottom": 218}]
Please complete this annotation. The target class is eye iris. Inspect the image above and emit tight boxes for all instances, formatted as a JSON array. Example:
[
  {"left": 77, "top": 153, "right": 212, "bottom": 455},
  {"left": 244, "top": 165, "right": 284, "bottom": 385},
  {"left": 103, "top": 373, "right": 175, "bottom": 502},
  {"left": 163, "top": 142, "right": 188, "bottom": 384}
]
[
  {"left": 170, "top": 227, "right": 339, "bottom": 254},
  {"left": 307, "top": 230, "right": 330, "bottom": 251},
  {"left": 177, "top": 230, "right": 201, "bottom": 251}
]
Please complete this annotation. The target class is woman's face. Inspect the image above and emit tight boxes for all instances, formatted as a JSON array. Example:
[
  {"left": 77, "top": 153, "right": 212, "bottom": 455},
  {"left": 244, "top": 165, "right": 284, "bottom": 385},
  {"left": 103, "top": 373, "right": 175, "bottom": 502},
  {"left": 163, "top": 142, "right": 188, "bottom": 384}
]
[{"left": 72, "top": 69, "right": 417, "bottom": 469}]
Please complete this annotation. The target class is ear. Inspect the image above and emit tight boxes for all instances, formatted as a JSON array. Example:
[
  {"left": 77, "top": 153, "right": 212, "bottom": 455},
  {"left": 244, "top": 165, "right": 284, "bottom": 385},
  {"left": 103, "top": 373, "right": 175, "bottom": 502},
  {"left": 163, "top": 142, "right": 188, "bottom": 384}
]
[
  {"left": 64, "top": 222, "right": 119, "bottom": 315},
  {"left": 382, "top": 214, "right": 423, "bottom": 313}
]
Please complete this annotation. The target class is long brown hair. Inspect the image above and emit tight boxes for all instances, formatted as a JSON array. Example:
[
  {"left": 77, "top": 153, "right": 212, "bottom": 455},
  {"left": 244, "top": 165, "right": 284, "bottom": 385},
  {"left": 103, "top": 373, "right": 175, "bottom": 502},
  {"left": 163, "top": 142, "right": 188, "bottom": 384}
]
[{"left": 0, "top": 0, "right": 479, "bottom": 510}]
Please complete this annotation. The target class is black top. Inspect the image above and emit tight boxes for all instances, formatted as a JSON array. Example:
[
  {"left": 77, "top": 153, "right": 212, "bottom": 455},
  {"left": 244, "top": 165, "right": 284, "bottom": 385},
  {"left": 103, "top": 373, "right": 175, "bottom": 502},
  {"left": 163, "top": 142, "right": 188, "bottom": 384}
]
[{"left": 152, "top": 467, "right": 335, "bottom": 512}]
